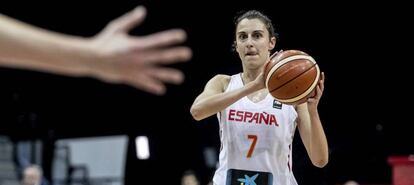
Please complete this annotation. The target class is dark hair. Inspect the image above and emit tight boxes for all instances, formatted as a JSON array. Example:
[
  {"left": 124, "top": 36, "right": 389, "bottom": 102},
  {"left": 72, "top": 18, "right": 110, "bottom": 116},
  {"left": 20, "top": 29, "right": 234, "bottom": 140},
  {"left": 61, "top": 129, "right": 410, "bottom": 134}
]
[{"left": 232, "top": 10, "right": 278, "bottom": 51}]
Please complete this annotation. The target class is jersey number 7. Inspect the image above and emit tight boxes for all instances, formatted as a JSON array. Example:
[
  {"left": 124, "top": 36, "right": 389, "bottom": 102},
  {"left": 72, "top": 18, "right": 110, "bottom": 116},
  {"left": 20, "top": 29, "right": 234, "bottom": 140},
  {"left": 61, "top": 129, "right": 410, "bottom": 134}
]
[{"left": 247, "top": 135, "right": 257, "bottom": 158}]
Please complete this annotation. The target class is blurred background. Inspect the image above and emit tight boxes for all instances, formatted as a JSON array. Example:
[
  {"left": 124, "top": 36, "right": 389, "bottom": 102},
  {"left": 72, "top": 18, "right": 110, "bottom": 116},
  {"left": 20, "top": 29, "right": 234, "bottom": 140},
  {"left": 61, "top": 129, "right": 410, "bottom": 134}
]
[{"left": 0, "top": 0, "right": 413, "bottom": 185}]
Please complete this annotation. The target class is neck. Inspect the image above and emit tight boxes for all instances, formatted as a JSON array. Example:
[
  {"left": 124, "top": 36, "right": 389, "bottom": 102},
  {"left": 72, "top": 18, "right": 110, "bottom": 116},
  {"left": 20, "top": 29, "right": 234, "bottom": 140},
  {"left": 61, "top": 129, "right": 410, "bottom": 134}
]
[{"left": 242, "top": 70, "right": 261, "bottom": 84}]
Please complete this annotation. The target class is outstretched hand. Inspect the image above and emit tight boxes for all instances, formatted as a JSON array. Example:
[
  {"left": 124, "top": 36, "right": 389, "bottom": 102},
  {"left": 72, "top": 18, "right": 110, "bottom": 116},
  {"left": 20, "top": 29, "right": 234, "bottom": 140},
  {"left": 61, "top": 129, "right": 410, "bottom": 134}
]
[{"left": 88, "top": 6, "right": 192, "bottom": 95}]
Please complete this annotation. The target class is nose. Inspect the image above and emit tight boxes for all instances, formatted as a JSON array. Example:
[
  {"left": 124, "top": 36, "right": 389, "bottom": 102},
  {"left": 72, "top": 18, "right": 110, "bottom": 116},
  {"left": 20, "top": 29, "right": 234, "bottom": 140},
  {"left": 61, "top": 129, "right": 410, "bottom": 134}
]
[{"left": 246, "top": 37, "right": 254, "bottom": 48}]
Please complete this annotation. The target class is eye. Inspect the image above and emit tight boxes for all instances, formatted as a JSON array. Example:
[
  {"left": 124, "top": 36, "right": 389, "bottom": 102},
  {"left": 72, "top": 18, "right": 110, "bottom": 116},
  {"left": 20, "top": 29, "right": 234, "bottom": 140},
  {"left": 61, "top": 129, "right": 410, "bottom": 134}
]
[
  {"left": 238, "top": 34, "right": 247, "bottom": 40},
  {"left": 253, "top": 32, "right": 262, "bottom": 39}
]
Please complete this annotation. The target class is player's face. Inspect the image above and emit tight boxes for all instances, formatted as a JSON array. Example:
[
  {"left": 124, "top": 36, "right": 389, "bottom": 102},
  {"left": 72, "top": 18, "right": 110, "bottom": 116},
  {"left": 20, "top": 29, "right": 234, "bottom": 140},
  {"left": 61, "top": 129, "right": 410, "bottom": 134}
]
[{"left": 235, "top": 18, "right": 275, "bottom": 69}]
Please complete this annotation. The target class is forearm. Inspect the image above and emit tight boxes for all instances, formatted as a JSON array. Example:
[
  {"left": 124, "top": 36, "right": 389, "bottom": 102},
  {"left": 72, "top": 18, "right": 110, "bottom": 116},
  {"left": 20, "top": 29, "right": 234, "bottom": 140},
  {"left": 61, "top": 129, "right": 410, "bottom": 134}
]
[
  {"left": 0, "top": 14, "right": 94, "bottom": 76},
  {"left": 308, "top": 110, "right": 329, "bottom": 167},
  {"left": 297, "top": 104, "right": 329, "bottom": 167},
  {"left": 191, "top": 82, "right": 259, "bottom": 121}
]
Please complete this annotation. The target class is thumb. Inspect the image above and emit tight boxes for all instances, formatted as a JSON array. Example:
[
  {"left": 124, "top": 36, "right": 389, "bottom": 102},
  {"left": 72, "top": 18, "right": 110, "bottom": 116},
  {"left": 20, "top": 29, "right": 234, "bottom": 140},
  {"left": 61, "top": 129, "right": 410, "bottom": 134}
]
[{"left": 112, "top": 6, "right": 147, "bottom": 32}]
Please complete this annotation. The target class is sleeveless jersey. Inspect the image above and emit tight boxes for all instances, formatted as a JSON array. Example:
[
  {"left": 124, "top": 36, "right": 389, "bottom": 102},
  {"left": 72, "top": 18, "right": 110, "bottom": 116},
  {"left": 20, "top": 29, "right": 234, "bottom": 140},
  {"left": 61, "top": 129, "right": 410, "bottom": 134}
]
[{"left": 213, "top": 74, "right": 299, "bottom": 185}]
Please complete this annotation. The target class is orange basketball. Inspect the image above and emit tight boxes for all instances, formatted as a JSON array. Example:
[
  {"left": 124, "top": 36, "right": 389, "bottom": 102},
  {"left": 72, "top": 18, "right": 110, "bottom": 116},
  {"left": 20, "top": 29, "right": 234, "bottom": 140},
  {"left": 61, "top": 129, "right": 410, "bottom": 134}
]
[{"left": 264, "top": 50, "right": 320, "bottom": 105}]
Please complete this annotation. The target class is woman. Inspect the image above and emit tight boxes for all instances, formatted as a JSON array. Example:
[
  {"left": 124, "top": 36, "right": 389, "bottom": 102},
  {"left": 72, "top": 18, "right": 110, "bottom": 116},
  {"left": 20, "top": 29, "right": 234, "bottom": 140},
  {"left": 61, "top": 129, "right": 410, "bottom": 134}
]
[{"left": 190, "top": 10, "right": 328, "bottom": 185}]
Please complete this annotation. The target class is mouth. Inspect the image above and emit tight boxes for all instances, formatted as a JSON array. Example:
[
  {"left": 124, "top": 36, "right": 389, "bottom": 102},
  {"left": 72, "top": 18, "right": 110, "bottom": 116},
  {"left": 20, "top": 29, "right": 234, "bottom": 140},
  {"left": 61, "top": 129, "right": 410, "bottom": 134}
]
[{"left": 245, "top": 52, "right": 258, "bottom": 57}]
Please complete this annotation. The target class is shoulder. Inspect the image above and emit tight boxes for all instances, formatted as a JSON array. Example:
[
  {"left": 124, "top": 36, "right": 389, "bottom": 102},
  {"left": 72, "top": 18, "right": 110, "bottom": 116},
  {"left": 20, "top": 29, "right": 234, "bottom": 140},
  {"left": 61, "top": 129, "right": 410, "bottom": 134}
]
[
  {"left": 213, "top": 74, "right": 231, "bottom": 90},
  {"left": 212, "top": 74, "right": 231, "bottom": 82},
  {"left": 204, "top": 74, "right": 231, "bottom": 92}
]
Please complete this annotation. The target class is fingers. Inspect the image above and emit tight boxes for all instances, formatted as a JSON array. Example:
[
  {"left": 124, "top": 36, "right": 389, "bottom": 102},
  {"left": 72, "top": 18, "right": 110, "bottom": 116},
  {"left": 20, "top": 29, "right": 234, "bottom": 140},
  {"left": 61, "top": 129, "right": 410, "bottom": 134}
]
[
  {"left": 276, "top": 49, "right": 284, "bottom": 55},
  {"left": 269, "top": 51, "right": 278, "bottom": 59},
  {"left": 275, "top": 49, "right": 284, "bottom": 55},
  {"left": 307, "top": 88, "right": 321, "bottom": 103},
  {"left": 270, "top": 49, "right": 284, "bottom": 60},
  {"left": 263, "top": 60, "right": 271, "bottom": 70},
  {"left": 121, "top": 67, "right": 185, "bottom": 95},
  {"left": 109, "top": 6, "right": 147, "bottom": 32},
  {"left": 147, "top": 68, "right": 185, "bottom": 85},
  {"left": 137, "top": 46, "right": 192, "bottom": 65},
  {"left": 320, "top": 71, "right": 325, "bottom": 82},
  {"left": 125, "top": 74, "right": 166, "bottom": 95},
  {"left": 315, "top": 84, "right": 322, "bottom": 97},
  {"left": 312, "top": 72, "right": 324, "bottom": 99},
  {"left": 319, "top": 72, "right": 325, "bottom": 92},
  {"left": 133, "top": 29, "right": 188, "bottom": 49},
  {"left": 307, "top": 72, "right": 325, "bottom": 104},
  {"left": 307, "top": 97, "right": 317, "bottom": 104}
]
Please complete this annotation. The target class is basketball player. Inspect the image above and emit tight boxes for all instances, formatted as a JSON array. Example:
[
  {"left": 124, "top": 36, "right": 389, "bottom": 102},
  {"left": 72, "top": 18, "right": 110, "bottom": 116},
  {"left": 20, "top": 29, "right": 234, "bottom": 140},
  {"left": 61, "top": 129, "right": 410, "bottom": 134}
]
[
  {"left": 190, "top": 10, "right": 328, "bottom": 185},
  {"left": 0, "top": 6, "right": 191, "bottom": 95}
]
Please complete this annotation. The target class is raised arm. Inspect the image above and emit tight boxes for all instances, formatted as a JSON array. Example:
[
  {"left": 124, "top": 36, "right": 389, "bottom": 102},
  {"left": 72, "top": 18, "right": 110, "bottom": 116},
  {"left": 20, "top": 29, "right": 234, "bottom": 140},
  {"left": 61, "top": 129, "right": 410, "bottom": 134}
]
[{"left": 0, "top": 6, "right": 192, "bottom": 95}]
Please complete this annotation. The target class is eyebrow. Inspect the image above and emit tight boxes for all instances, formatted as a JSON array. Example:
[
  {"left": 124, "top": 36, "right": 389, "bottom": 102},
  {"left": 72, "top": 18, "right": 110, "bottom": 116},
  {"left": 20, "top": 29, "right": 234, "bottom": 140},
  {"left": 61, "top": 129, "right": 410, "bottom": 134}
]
[{"left": 236, "top": 30, "right": 265, "bottom": 35}]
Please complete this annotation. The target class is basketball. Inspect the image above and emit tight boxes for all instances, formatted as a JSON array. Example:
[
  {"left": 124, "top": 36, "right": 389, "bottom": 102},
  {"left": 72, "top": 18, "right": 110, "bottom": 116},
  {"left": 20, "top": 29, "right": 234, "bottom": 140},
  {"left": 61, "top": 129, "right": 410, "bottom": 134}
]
[{"left": 264, "top": 50, "right": 320, "bottom": 105}]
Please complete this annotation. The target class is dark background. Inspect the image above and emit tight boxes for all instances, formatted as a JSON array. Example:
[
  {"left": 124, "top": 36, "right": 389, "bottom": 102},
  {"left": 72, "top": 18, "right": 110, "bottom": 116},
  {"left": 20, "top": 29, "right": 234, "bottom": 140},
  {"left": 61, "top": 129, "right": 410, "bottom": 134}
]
[{"left": 1, "top": 0, "right": 413, "bottom": 185}]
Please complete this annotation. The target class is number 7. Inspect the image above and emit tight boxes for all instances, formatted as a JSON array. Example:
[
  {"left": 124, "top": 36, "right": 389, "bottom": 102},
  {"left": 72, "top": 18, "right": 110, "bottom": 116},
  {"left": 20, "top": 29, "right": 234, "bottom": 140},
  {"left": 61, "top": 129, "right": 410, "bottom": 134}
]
[{"left": 247, "top": 135, "right": 257, "bottom": 158}]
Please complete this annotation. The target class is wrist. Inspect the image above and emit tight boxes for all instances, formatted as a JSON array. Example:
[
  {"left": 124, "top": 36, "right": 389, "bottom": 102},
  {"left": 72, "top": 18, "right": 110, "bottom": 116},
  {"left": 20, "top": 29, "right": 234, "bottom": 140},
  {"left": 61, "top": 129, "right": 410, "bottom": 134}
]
[
  {"left": 75, "top": 37, "right": 104, "bottom": 78},
  {"left": 308, "top": 107, "right": 319, "bottom": 116},
  {"left": 50, "top": 35, "right": 97, "bottom": 77}
]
